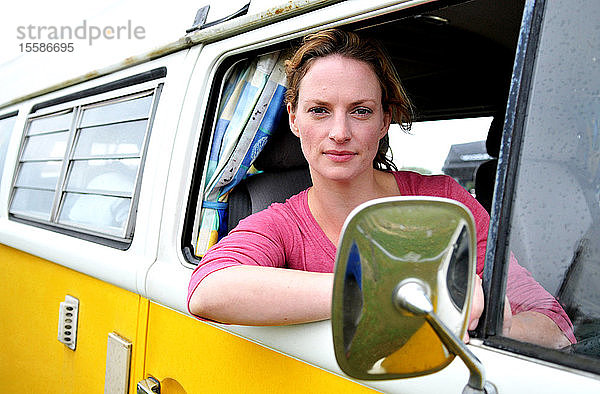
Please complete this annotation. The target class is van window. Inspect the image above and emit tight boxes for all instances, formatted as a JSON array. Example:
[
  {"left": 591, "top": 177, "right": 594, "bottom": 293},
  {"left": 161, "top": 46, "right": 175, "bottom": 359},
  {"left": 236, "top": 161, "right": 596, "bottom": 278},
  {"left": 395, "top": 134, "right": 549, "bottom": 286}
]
[
  {"left": 0, "top": 112, "right": 18, "bottom": 185},
  {"left": 9, "top": 88, "right": 160, "bottom": 243},
  {"left": 183, "top": 0, "right": 524, "bottom": 260},
  {"left": 502, "top": 0, "right": 599, "bottom": 365}
]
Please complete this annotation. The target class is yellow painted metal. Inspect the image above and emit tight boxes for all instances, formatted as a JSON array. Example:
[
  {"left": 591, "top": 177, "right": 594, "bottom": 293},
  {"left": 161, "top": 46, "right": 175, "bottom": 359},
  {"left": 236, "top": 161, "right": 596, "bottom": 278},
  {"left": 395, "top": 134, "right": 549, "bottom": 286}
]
[
  {"left": 144, "top": 302, "right": 375, "bottom": 393},
  {"left": 0, "top": 244, "right": 143, "bottom": 394},
  {"left": 0, "top": 241, "right": 375, "bottom": 392}
]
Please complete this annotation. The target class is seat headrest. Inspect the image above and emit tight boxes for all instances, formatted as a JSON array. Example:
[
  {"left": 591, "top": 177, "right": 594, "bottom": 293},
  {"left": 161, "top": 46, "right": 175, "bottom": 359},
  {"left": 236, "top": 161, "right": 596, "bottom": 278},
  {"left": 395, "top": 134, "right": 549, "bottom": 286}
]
[
  {"left": 254, "top": 116, "right": 308, "bottom": 171},
  {"left": 486, "top": 114, "right": 504, "bottom": 158}
]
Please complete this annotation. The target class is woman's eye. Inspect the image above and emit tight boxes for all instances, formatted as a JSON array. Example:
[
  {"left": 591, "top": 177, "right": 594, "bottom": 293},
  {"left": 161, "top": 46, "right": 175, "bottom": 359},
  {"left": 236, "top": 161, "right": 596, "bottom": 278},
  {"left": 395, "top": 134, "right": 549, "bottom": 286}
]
[
  {"left": 308, "top": 107, "right": 328, "bottom": 115},
  {"left": 352, "top": 107, "right": 373, "bottom": 116}
]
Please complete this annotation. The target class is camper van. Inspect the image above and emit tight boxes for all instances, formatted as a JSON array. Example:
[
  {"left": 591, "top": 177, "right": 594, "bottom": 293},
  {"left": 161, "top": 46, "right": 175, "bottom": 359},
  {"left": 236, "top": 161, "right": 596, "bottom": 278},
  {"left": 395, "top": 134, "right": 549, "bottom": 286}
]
[{"left": 0, "top": 0, "right": 598, "bottom": 392}]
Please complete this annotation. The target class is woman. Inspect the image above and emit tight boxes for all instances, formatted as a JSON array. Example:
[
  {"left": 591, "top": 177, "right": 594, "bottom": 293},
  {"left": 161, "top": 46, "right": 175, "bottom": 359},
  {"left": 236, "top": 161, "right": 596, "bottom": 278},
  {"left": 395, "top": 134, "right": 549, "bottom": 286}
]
[{"left": 188, "top": 29, "right": 574, "bottom": 348}]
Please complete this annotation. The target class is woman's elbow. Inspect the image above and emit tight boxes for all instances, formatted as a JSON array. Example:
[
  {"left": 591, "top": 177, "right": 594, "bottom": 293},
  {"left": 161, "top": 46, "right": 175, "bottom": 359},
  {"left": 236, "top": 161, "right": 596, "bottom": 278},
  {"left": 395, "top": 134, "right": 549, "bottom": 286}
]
[{"left": 188, "top": 282, "right": 227, "bottom": 321}]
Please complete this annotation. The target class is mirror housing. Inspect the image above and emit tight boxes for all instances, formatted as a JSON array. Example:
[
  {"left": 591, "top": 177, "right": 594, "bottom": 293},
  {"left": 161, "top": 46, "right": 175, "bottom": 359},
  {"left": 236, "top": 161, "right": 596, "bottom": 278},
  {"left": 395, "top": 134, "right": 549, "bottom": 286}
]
[{"left": 332, "top": 197, "right": 496, "bottom": 393}]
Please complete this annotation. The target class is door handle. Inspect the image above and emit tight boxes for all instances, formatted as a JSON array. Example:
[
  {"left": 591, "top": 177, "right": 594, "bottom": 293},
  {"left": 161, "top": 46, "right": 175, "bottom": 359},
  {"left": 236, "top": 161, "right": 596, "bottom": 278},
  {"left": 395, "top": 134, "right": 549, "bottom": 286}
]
[{"left": 137, "top": 377, "right": 160, "bottom": 394}]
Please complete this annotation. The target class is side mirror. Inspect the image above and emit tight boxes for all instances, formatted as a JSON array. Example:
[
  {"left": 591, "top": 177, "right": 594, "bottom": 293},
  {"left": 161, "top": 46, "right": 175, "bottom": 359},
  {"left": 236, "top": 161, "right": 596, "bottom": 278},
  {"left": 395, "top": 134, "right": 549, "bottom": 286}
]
[{"left": 332, "top": 197, "right": 496, "bottom": 393}]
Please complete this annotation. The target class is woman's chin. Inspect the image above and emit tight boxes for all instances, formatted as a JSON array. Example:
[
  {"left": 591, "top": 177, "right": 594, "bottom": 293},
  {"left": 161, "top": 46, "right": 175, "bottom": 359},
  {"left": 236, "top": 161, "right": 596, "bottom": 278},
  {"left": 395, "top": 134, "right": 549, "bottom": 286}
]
[{"left": 312, "top": 166, "right": 369, "bottom": 184}]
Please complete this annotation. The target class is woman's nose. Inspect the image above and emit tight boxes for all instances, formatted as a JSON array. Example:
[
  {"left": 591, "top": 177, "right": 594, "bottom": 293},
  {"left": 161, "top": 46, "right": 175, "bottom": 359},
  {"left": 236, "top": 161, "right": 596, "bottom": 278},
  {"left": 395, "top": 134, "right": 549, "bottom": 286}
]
[{"left": 328, "top": 114, "right": 351, "bottom": 143}]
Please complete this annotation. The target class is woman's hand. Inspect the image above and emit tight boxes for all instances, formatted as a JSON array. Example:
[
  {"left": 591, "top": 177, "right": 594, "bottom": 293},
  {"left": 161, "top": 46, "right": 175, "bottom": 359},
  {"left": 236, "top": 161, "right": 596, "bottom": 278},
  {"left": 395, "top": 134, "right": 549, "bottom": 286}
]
[
  {"left": 464, "top": 274, "right": 484, "bottom": 343},
  {"left": 464, "top": 275, "right": 569, "bottom": 348}
]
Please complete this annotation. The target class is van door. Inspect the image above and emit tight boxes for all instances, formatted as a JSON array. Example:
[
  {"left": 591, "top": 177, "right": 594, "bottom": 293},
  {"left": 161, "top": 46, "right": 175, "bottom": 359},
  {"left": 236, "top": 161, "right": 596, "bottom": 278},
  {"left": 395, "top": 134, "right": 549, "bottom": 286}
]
[
  {"left": 141, "top": 1, "right": 406, "bottom": 392},
  {"left": 140, "top": 0, "right": 600, "bottom": 392},
  {"left": 0, "top": 245, "right": 144, "bottom": 393}
]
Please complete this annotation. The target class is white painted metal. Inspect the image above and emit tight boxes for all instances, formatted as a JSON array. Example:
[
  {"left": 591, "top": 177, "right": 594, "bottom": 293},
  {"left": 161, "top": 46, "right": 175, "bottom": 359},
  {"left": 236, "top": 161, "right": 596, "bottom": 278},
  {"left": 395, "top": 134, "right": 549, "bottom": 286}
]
[
  {"left": 1, "top": 0, "right": 599, "bottom": 392},
  {"left": 104, "top": 332, "right": 132, "bottom": 394},
  {"left": 57, "top": 295, "right": 79, "bottom": 350}
]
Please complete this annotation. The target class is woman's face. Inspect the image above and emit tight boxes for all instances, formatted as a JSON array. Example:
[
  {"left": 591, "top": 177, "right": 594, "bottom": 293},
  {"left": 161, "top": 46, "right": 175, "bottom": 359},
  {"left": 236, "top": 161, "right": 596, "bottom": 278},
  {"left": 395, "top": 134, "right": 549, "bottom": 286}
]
[{"left": 288, "top": 55, "right": 391, "bottom": 183}]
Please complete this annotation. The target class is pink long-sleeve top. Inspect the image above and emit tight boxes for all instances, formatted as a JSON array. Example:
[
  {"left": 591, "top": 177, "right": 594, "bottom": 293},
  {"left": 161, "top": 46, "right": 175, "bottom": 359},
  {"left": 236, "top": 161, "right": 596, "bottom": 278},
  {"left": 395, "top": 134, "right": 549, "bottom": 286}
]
[{"left": 188, "top": 171, "right": 576, "bottom": 343}]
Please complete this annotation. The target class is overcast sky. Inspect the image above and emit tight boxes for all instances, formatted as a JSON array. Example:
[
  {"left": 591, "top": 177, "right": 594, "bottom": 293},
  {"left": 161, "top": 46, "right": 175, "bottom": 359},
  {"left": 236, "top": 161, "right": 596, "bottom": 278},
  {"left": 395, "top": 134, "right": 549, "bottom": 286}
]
[{"left": 389, "top": 118, "right": 491, "bottom": 174}]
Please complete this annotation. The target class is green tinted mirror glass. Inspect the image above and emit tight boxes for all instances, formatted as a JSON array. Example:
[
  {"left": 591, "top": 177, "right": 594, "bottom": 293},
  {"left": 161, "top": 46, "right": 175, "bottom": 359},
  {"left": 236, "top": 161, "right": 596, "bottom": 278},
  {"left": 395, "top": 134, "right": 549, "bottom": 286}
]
[{"left": 332, "top": 197, "right": 477, "bottom": 380}]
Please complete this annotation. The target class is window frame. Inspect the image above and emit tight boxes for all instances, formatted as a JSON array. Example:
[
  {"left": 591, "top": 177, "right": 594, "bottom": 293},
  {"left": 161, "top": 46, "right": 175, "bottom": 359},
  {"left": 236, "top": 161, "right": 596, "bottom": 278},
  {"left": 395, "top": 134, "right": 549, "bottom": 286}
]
[
  {"left": 478, "top": 0, "right": 600, "bottom": 375},
  {"left": 8, "top": 70, "right": 165, "bottom": 249},
  {"left": 181, "top": 48, "right": 287, "bottom": 263},
  {"left": 0, "top": 111, "right": 19, "bottom": 186},
  {"left": 0, "top": 111, "right": 18, "bottom": 121}
]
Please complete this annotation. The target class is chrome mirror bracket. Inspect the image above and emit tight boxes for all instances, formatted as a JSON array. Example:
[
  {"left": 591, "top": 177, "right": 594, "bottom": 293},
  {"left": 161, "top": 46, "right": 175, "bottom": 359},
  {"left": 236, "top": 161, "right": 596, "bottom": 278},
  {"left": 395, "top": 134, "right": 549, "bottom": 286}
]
[{"left": 393, "top": 280, "right": 497, "bottom": 394}]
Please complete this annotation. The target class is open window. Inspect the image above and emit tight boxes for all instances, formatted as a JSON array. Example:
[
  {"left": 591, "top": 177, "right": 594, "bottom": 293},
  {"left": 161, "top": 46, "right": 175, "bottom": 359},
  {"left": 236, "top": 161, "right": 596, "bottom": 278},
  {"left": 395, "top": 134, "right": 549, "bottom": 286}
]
[
  {"left": 184, "top": 0, "right": 524, "bottom": 261},
  {"left": 179, "top": 0, "right": 600, "bottom": 379}
]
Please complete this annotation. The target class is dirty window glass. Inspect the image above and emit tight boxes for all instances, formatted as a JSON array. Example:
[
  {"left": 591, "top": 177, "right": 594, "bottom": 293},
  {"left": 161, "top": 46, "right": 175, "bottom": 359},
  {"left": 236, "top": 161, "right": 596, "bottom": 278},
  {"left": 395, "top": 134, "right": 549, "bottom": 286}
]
[
  {"left": 0, "top": 114, "right": 17, "bottom": 185},
  {"left": 504, "top": 0, "right": 599, "bottom": 358}
]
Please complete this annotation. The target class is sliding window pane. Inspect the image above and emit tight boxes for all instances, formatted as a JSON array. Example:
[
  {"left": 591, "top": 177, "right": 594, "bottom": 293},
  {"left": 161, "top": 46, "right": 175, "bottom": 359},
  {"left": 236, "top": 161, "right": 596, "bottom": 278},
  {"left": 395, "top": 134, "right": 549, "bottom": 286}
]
[
  {"left": 15, "top": 161, "right": 61, "bottom": 190},
  {"left": 22, "top": 132, "right": 69, "bottom": 161},
  {"left": 80, "top": 94, "right": 153, "bottom": 127},
  {"left": 58, "top": 193, "right": 131, "bottom": 237},
  {"left": 10, "top": 188, "right": 55, "bottom": 220},
  {"left": 66, "top": 158, "right": 140, "bottom": 195},
  {"left": 74, "top": 120, "right": 147, "bottom": 158},
  {"left": 28, "top": 112, "right": 73, "bottom": 135}
]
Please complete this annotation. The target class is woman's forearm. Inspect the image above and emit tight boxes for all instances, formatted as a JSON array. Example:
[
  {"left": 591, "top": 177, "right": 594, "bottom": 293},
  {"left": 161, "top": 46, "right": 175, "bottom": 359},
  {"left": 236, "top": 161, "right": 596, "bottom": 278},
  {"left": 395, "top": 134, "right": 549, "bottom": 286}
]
[
  {"left": 508, "top": 311, "right": 571, "bottom": 349},
  {"left": 189, "top": 265, "right": 334, "bottom": 325}
]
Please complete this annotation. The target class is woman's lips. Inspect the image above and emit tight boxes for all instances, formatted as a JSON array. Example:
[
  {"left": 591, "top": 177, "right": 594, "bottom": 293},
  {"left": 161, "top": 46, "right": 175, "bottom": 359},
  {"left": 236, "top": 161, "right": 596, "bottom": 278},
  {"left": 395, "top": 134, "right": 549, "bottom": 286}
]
[{"left": 323, "top": 150, "right": 356, "bottom": 162}]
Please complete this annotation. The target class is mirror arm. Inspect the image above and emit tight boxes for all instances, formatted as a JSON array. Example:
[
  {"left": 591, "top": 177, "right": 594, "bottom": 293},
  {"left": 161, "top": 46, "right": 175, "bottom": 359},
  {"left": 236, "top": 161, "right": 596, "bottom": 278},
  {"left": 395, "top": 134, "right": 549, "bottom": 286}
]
[
  {"left": 425, "top": 314, "right": 494, "bottom": 393},
  {"left": 394, "top": 281, "right": 497, "bottom": 394}
]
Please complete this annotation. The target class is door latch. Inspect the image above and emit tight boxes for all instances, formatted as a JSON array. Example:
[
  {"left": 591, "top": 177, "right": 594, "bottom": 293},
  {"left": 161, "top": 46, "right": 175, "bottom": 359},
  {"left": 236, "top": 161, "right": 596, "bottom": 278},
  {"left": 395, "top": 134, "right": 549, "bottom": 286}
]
[{"left": 137, "top": 377, "right": 160, "bottom": 394}]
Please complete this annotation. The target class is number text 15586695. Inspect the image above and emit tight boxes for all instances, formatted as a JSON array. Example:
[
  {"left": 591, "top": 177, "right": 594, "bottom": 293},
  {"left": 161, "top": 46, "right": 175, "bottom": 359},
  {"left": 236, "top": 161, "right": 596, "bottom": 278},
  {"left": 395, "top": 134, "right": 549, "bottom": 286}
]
[{"left": 19, "top": 43, "right": 74, "bottom": 53}]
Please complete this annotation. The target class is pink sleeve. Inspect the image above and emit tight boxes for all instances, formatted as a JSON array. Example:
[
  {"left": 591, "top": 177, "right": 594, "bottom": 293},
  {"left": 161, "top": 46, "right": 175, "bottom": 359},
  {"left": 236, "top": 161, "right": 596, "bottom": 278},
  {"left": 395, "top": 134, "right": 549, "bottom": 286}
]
[
  {"left": 443, "top": 177, "right": 489, "bottom": 275},
  {"left": 187, "top": 209, "right": 287, "bottom": 320},
  {"left": 506, "top": 252, "right": 576, "bottom": 343},
  {"left": 443, "top": 177, "right": 576, "bottom": 343}
]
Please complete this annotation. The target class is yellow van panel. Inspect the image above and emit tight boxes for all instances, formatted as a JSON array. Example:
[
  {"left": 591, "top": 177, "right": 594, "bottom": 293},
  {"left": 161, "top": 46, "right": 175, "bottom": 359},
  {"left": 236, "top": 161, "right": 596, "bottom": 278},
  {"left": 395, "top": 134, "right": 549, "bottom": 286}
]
[
  {"left": 145, "top": 302, "right": 375, "bottom": 393},
  {"left": 0, "top": 244, "right": 142, "bottom": 394}
]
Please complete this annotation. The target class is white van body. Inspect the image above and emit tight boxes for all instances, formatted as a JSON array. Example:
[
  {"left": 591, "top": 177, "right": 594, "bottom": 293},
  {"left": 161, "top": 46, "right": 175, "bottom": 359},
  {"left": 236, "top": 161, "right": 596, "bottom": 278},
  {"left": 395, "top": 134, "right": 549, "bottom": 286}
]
[{"left": 0, "top": 0, "right": 599, "bottom": 392}]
